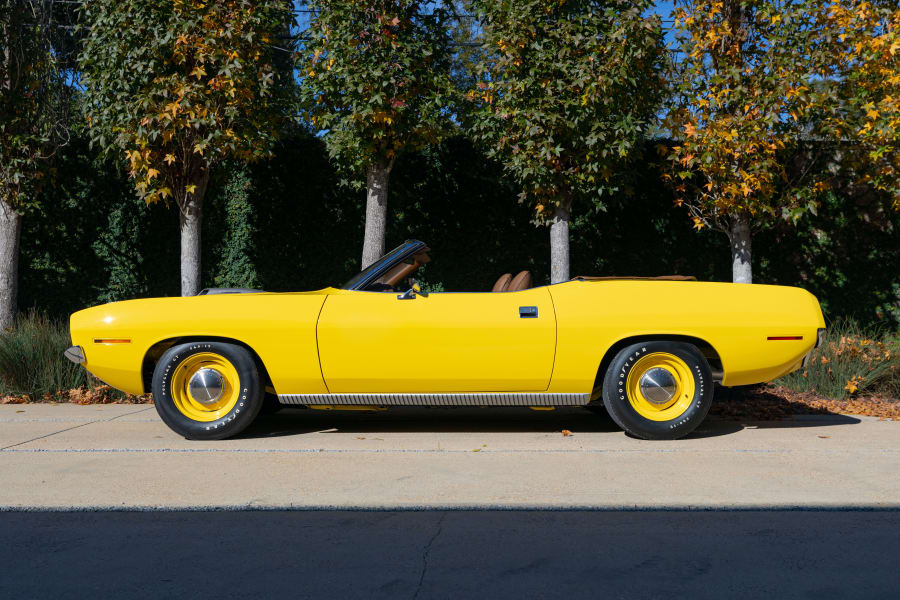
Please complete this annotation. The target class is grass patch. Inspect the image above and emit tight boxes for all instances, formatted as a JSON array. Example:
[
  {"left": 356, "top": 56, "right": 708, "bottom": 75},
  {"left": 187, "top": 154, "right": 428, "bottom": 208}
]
[
  {"left": 0, "top": 311, "right": 145, "bottom": 403},
  {"left": 0, "top": 311, "right": 89, "bottom": 400},
  {"left": 776, "top": 319, "right": 899, "bottom": 399}
]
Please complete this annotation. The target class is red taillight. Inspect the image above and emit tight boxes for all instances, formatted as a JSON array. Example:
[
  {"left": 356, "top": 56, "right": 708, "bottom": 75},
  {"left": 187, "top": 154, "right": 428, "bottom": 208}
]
[{"left": 767, "top": 336, "right": 803, "bottom": 341}]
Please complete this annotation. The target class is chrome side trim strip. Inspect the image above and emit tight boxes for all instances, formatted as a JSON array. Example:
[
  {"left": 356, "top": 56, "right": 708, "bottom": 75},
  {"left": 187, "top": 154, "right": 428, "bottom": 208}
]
[{"left": 278, "top": 392, "right": 590, "bottom": 407}]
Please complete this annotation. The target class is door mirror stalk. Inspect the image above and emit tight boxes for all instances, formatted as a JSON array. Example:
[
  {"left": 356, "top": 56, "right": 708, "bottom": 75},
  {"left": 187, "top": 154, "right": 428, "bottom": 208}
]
[{"left": 397, "top": 280, "right": 427, "bottom": 300}]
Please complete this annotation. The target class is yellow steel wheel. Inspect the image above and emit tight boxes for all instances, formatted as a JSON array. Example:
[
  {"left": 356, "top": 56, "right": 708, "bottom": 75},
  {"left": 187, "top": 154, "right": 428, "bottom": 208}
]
[
  {"left": 625, "top": 352, "right": 695, "bottom": 421},
  {"left": 169, "top": 352, "right": 240, "bottom": 422}
]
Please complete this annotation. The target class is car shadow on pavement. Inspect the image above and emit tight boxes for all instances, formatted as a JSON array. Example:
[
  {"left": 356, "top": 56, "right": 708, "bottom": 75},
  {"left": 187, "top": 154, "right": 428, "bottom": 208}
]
[
  {"left": 239, "top": 406, "right": 622, "bottom": 439},
  {"left": 237, "top": 405, "right": 861, "bottom": 440},
  {"left": 684, "top": 413, "right": 861, "bottom": 439}
]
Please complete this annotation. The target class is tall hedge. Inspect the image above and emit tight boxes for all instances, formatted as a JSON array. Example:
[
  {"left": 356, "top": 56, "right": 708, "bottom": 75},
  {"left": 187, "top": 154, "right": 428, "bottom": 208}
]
[{"left": 17, "top": 127, "right": 900, "bottom": 328}]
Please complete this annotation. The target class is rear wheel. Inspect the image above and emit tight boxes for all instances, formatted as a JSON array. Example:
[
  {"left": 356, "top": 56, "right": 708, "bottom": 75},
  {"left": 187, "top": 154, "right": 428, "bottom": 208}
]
[
  {"left": 601, "top": 341, "right": 713, "bottom": 440},
  {"left": 152, "top": 341, "right": 264, "bottom": 440}
]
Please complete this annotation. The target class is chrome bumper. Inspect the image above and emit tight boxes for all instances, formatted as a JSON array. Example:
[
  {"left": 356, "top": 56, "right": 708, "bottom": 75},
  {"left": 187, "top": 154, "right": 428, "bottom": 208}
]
[
  {"left": 802, "top": 328, "right": 827, "bottom": 368},
  {"left": 64, "top": 345, "right": 85, "bottom": 364}
]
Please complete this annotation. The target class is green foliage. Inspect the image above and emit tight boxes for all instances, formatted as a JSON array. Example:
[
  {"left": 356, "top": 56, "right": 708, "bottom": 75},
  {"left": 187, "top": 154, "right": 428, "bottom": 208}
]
[
  {"left": 777, "top": 319, "right": 900, "bottom": 399},
  {"left": 0, "top": 0, "right": 69, "bottom": 211},
  {"left": 78, "top": 0, "right": 290, "bottom": 207},
  {"left": 91, "top": 195, "right": 160, "bottom": 305},
  {"left": 750, "top": 186, "right": 900, "bottom": 326},
  {"left": 211, "top": 165, "right": 259, "bottom": 288},
  {"left": 468, "top": 0, "right": 666, "bottom": 217},
  {"left": 19, "top": 122, "right": 178, "bottom": 314},
  {"left": 0, "top": 311, "right": 87, "bottom": 399},
  {"left": 300, "top": 0, "right": 456, "bottom": 180}
]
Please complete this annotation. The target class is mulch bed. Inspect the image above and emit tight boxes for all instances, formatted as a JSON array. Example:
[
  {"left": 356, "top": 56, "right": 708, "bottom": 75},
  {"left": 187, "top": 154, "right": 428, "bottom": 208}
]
[
  {"left": 711, "top": 385, "right": 900, "bottom": 421},
  {"left": 0, "top": 386, "right": 151, "bottom": 405},
  {"left": 2, "top": 385, "right": 899, "bottom": 420}
]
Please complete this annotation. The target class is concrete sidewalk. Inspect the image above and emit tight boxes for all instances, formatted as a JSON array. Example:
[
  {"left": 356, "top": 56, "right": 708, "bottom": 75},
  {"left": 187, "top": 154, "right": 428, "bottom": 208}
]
[{"left": 1, "top": 404, "right": 897, "bottom": 510}]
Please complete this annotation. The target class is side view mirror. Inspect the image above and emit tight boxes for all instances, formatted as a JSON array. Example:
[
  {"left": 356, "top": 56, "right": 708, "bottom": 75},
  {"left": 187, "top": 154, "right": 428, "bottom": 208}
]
[{"left": 397, "top": 280, "right": 428, "bottom": 300}]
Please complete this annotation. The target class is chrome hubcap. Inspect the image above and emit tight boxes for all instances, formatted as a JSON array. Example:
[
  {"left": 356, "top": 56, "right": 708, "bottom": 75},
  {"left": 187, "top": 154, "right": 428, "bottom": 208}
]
[
  {"left": 188, "top": 368, "right": 225, "bottom": 405},
  {"left": 639, "top": 367, "right": 677, "bottom": 405}
]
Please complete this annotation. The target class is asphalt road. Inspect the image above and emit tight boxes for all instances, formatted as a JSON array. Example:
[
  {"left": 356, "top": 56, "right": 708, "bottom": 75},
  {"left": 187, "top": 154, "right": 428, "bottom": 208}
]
[{"left": 2, "top": 510, "right": 899, "bottom": 599}]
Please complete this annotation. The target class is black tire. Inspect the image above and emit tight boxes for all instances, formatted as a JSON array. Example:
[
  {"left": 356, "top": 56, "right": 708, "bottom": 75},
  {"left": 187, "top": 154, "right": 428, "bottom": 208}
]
[
  {"left": 601, "top": 341, "right": 713, "bottom": 440},
  {"left": 152, "top": 341, "right": 265, "bottom": 440}
]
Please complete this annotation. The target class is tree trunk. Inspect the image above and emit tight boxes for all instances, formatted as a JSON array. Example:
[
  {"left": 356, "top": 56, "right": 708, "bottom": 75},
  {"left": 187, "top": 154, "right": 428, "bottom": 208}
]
[
  {"left": 179, "top": 172, "right": 209, "bottom": 296},
  {"left": 729, "top": 213, "right": 752, "bottom": 284},
  {"left": 549, "top": 196, "right": 572, "bottom": 284},
  {"left": 0, "top": 198, "right": 22, "bottom": 330},
  {"left": 361, "top": 160, "right": 391, "bottom": 269}
]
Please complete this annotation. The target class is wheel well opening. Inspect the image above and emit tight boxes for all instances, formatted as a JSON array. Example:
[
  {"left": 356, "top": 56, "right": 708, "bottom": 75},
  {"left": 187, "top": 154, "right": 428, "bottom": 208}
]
[
  {"left": 141, "top": 336, "right": 274, "bottom": 395},
  {"left": 590, "top": 335, "right": 723, "bottom": 401}
]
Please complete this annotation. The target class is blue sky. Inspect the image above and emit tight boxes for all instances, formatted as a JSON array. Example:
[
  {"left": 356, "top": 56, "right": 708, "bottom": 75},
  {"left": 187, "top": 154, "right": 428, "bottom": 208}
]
[
  {"left": 651, "top": 1, "right": 679, "bottom": 47},
  {"left": 294, "top": 1, "right": 681, "bottom": 47}
]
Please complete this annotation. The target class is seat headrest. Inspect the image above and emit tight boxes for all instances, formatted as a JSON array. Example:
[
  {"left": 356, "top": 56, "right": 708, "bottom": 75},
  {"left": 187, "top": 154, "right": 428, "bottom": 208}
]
[
  {"left": 508, "top": 270, "right": 532, "bottom": 292},
  {"left": 491, "top": 273, "right": 512, "bottom": 292}
]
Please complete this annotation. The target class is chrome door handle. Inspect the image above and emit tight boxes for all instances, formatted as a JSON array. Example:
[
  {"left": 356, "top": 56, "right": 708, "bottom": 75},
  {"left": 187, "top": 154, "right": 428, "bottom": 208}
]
[{"left": 519, "top": 306, "right": 538, "bottom": 318}]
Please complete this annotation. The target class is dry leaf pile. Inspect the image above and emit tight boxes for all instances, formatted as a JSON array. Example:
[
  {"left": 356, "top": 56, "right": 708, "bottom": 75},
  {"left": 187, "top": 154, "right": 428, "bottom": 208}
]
[
  {"left": 0, "top": 386, "right": 151, "bottom": 405},
  {"left": 711, "top": 385, "right": 900, "bottom": 421}
]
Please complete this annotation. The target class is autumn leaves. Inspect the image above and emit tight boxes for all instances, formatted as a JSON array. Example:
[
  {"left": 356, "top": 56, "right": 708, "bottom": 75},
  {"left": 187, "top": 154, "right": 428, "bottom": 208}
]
[{"left": 665, "top": 0, "right": 900, "bottom": 283}]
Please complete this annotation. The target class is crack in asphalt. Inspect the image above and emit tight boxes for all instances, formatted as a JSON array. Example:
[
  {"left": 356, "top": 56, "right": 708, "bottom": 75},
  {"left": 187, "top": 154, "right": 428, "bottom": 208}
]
[
  {"left": 413, "top": 512, "right": 446, "bottom": 600},
  {"left": 0, "top": 407, "right": 154, "bottom": 450}
]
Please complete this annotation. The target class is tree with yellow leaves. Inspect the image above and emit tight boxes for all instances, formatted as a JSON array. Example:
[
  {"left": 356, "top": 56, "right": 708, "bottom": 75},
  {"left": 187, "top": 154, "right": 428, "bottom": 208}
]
[
  {"left": 79, "top": 0, "right": 290, "bottom": 296},
  {"left": 824, "top": 1, "right": 900, "bottom": 210},
  {"left": 666, "top": 0, "right": 833, "bottom": 283}
]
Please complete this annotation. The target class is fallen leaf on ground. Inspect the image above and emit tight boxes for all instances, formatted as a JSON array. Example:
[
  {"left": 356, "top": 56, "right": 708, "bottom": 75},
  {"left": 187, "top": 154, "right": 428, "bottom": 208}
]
[
  {"left": 562, "top": 429, "right": 573, "bottom": 436},
  {"left": 817, "top": 435, "right": 831, "bottom": 439},
  {"left": 0, "top": 395, "right": 28, "bottom": 405}
]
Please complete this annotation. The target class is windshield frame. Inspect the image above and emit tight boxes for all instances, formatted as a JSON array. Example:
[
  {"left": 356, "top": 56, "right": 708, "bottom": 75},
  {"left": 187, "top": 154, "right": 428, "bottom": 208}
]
[{"left": 341, "top": 240, "right": 428, "bottom": 291}]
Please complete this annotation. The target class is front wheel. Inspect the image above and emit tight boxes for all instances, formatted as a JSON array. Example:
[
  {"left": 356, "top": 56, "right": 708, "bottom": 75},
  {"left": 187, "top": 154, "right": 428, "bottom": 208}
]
[
  {"left": 601, "top": 341, "right": 713, "bottom": 440},
  {"left": 152, "top": 341, "right": 265, "bottom": 440}
]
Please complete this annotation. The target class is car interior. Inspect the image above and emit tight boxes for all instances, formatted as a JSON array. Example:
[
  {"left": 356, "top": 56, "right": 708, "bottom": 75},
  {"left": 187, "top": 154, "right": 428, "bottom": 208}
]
[
  {"left": 363, "top": 248, "right": 533, "bottom": 293},
  {"left": 351, "top": 240, "right": 697, "bottom": 294}
]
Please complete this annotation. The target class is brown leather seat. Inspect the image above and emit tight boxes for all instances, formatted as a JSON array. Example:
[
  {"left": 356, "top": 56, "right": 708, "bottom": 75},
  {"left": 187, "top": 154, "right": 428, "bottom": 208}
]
[
  {"left": 507, "top": 270, "right": 532, "bottom": 292},
  {"left": 491, "top": 273, "right": 512, "bottom": 292}
]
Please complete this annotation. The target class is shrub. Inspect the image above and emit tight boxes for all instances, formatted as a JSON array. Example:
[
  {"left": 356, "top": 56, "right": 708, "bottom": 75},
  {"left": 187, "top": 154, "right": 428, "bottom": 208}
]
[
  {"left": 0, "top": 311, "right": 87, "bottom": 400},
  {"left": 777, "top": 320, "right": 899, "bottom": 399}
]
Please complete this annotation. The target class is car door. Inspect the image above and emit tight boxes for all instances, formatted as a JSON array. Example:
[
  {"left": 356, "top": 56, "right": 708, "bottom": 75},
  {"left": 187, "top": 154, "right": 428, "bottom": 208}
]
[{"left": 316, "top": 288, "right": 556, "bottom": 393}]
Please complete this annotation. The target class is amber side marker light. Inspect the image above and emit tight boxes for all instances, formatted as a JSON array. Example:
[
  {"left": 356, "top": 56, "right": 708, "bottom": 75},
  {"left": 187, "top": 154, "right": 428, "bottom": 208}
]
[
  {"left": 93, "top": 338, "right": 131, "bottom": 344},
  {"left": 767, "top": 336, "right": 803, "bottom": 341}
]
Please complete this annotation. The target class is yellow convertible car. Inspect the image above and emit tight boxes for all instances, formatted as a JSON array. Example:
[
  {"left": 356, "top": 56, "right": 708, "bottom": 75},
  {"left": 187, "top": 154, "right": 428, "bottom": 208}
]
[{"left": 67, "top": 240, "right": 825, "bottom": 441}]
